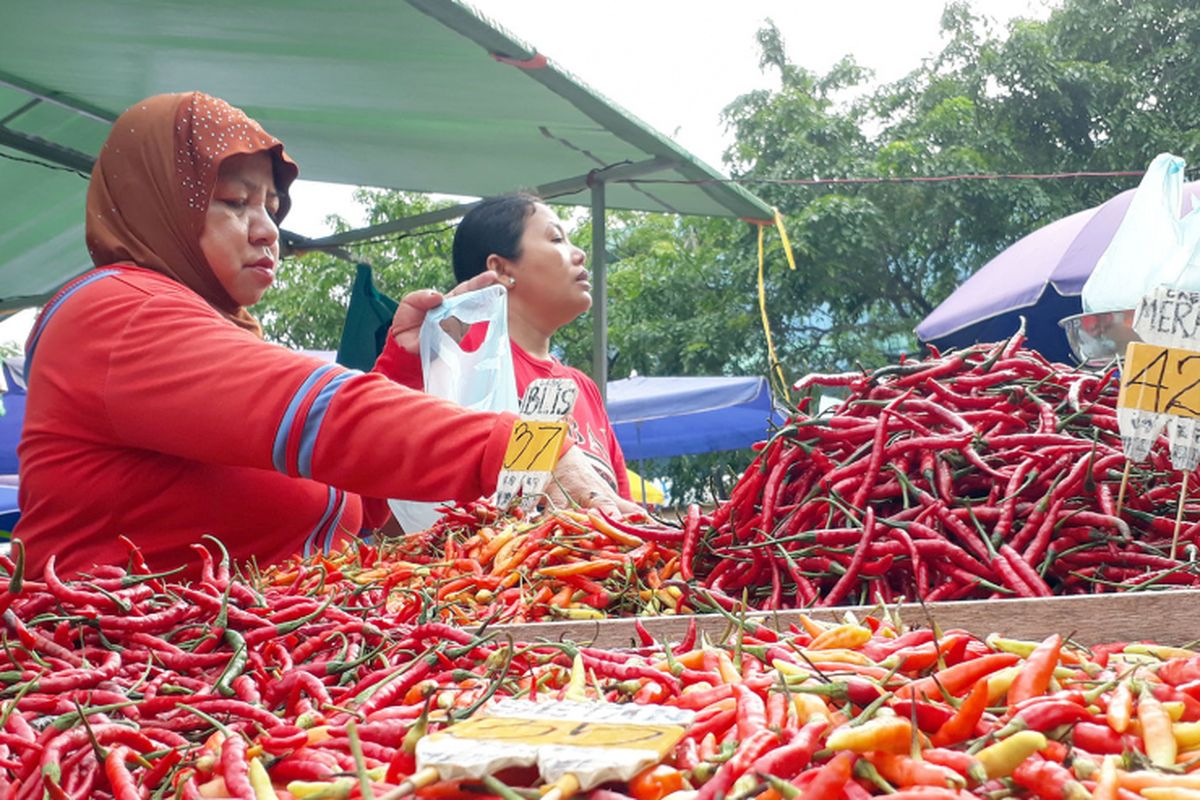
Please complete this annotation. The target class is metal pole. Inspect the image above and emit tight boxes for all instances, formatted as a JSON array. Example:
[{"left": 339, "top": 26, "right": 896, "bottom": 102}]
[{"left": 591, "top": 178, "right": 608, "bottom": 404}]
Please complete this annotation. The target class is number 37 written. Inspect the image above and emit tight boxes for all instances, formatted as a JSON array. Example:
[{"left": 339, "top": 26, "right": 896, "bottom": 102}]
[{"left": 501, "top": 421, "right": 569, "bottom": 472}]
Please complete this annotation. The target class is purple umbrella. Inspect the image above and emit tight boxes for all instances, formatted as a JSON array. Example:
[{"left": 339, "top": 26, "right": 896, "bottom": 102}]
[{"left": 917, "top": 183, "right": 1200, "bottom": 362}]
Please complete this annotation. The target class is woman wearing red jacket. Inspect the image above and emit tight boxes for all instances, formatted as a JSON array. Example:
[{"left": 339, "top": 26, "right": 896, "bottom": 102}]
[{"left": 16, "top": 92, "right": 633, "bottom": 579}]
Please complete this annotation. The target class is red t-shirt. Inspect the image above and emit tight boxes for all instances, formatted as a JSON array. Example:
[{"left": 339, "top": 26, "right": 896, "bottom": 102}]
[
  {"left": 16, "top": 266, "right": 516, "bottom": 579},
  {"left": 375, "top": 330, "right": 631, "bottom": 499}
]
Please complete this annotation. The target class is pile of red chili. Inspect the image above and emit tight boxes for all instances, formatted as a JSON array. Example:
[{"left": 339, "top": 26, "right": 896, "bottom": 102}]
[
  {"left": 680, "top": 335, "right": 1200, "bottom": 609},
  {"left": 259, "top": 504, "right": 690, "bottom": 624},
  {"left": 4, "top": 540, "right": 1200, "bottom": 798}
]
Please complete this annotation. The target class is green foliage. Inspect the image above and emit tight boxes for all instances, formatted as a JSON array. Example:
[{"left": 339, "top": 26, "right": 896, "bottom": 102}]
[{"left": 257, "top": 190, "right": 458, "bottom": 349}]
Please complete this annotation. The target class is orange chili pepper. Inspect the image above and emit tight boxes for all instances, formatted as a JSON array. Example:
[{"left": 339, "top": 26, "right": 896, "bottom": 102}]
[
  {"left": 809, "top": 623, "right": 872, "bottom": 651},
  {"left": 865, "top": 752, "right": 965, "bottom": 789},
  {"left": 1092, "top": 754, "right": 1120, "bottom": 800},
  {"left": 588, "top": 511, "right": 645, "bottom": 547},
  {"left": 715, "top": 651, "right": 743, "bottom": 684},
  {"left": 628, "top": 765, "right": 686, "bottom": 800},
  {"left": 796, "top": 614, "right": 829, "bottom": 639},
  {"left": 1140, "top": 688, "right": 1178, "bottom": 768},
  {"left": 825, "top": 716, "right": 913, "bottom": 754},
  {"left": 931, "top": 677, "right": 989, "bottom": 747},
  {"left": 1007, "top": 633, "right": 1062, "bottom": 706},
  {"left": 1107, "top": 680, "right": 1133, "bottom": 733},
  {"left": 896, "top": 653, "right": 1021, "bottom": 700},
  {"left": 548, "top": 585, "right": 573, "bottom": 608},
  {"left": 654, "top": 649, "right": 706, "bottom": 673},
  {"left": 536, "top": 560, "right": 621, "bottom": 579},
  {"left": 528, "top": 584, "right": 554, "bottom": 608}
]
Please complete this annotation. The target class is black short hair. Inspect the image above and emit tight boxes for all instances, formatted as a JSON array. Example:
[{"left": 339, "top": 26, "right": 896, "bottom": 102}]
[{"left": 452, "top": 193, "right": 541, "bottom": 284}]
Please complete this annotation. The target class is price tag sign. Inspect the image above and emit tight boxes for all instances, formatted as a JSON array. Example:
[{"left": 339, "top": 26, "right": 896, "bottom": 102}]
[
  {"left": 495, "top": 378, "right": 579, "bottom": 510},
  {"left": 416, "top": 700, "right": 694, "bottom": 789},
  {"left": 501, "top": 421, "right": 569, "bottom": 473},
  {"left": 442, "top": 716, "right": 684, "bottom": 752},
  {"left": 1118, "top": 286, "right": 1200, "bottom": 469},
  {"left": 1119, "top": 342, "right": 1200, "bottom": 417}
]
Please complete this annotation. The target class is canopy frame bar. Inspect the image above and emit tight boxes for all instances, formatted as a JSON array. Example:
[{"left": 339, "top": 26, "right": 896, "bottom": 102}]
[
  {"left": 0, "top": 124, "right": 94, "bottom": 173},
  {"left": 301, "top": 156, "right": 674, "bottom": 249},
  {"left": 0, "top": 71, "right": 116, "bottom": 123},
  {"left": 591, "top": 177, "right": 608, "bottom": 402}
]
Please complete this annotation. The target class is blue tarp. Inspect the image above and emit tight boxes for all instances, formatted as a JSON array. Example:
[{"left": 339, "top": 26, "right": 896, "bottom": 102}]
[
  {"left": 0, "top": 359, "right": 24, "bottom": 534},
  {"left": 0, "top": 359, "right": 24, "bottom": 476},
  {"left": 607, "top": 376, "right": 783, "bottom": 461}
]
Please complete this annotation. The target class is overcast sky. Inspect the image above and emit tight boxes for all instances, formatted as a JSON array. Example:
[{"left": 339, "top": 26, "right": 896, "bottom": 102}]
[{"left": 286, "top": 0, "right": 1052, "bottom": 235}]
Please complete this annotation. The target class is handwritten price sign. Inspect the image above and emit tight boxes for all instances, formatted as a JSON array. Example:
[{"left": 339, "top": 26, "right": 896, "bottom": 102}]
[
  {"left": 1119, "top": 342, "right": 1200, "bottom": 418},
  {"left": 501, "top": 421, "right": 569, "bottom": 472},
  {"left": 440, "top": 716, "right": 684, "bottom": 752},
  {"left": 415, "top": 700, "right": 694, "bottom": 789},
  {"left": 1117, "top": 285, "right": 1200, "bottom": 470},
  {"left": 495, "top": 378, "right": 579, "bottom": 511}
]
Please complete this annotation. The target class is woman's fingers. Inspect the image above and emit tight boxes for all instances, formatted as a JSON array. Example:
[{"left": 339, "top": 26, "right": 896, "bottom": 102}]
[
  {"left": 391, "top": 273, "right": 503, "bottom": 353},
  {"left": 446, "top": 270, "right": 502, "bottom": 298},
  {"left": 390, "top": 289, "right": 444, "bottom": 352},
  {"left": 547, "top": 448, "right": 640, "bottom": 517}
]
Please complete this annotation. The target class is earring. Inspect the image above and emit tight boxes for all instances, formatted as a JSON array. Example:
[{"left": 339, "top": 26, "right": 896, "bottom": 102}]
[{"left": 507, "top": 276, "right": 516, "bottom": 287}]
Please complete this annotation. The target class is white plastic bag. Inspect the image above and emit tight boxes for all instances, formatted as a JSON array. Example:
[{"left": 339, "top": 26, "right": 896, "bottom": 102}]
[
  {"left": 1082, "top": 153, "right": 1200, "bottom": 313},
  {"left": 388, "top": 285, "right": 519, "bottom": 532}
]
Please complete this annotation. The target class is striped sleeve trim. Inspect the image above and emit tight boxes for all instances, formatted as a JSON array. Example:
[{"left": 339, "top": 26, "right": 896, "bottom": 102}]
[
  {"left": 302, "top": 487, "right": 340, "bottom": 558},
  {"left": 26, "top": 269, "right": 123, "bottom": 369},
  {"left": 271, "top": 363, "right": 340, "bottom": 475},
  {"left": 320, "top": 490, "right": 348, "bottom": 555},
  {"left": 296, "top": 370, "right": 358, "bottom": 479}
]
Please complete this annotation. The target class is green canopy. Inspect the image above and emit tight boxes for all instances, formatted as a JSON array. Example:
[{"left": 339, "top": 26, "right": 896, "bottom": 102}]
[{"left": 1, "top": 1, "right": 772, "bottom": 388}]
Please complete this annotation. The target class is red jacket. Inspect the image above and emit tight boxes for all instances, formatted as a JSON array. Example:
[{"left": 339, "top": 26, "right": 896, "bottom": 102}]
[
  {"left": 17, "top": 266, "right": 515, "bottom": 579},
  {"left": 375, "top": 330, "right": 631, "bottom": 499}
]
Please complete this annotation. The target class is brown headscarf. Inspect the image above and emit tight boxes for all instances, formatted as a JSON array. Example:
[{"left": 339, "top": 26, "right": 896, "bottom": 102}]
[{"left": 85, "top": 92, "right": 299, "bottom": 335}]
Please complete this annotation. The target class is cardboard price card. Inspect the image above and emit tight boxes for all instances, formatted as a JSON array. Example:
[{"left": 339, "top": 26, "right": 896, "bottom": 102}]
[
  {"left": 1119, "top": 285, "right": 1200, "bottom": 469},
  {"left": 495, "top": 379, "right": 579, "bottom": 511},
  {"left": 415, "top": 699, "right": 695, "bottom": 789}
]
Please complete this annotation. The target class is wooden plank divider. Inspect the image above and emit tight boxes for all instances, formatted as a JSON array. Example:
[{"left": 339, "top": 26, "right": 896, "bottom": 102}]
[{"left": 490, "top": 590, "right": 1200, "bottom": 648}]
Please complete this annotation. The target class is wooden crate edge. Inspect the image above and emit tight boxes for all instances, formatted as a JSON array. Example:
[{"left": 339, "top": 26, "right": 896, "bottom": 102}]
[{"left": 486, "top": 590, "right": 1200, "bottom": 648}]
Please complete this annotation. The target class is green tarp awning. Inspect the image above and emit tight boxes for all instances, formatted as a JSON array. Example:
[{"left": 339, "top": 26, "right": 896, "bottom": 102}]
[{"left": 0, "top": 0, "right": 771, "bottom": 311}]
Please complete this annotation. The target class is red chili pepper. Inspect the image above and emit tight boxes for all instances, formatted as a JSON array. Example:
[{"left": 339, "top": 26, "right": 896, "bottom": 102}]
[
  {"left": 102, "top": 746, "right": 142, "bottom": 800},
  {"left": 750, "top": 720, "right": 827, "bottom": 779},
  {"left": 891, "top": 699, "right": 955, "bottom": 735},
  {"left": 695, "top": 728, "right": 779, "bottom": 800},
  {"left": 733, "top": 683, "right": 767, "bottom": 741},
  {"left": 1011, "top": 755, "right": 1089, "bottom": 800},
  {"left": 996, "top": 698, "right": 1093, "bottom": 736},
  {"left": 680, "top": 504, "right": 702, "bottom": 581},
  {"left": 799, "top": 751, "right": 855, "bottom": 799},
  {"left": 683, "top": 708, "right": 738, "bottom": 743},
  {"left": 1071, "top": 721, "right": 1124, "bottom": 756}
]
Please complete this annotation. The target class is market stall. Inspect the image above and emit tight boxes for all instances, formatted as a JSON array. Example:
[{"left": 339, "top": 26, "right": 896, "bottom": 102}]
[{"left": 5, "top": 3, "right": 1200, "bottom": 792}]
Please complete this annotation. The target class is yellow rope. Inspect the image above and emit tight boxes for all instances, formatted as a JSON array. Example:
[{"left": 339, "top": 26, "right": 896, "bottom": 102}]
[{"left": 757, "top": 208, "right": 797, "bottom": 400}]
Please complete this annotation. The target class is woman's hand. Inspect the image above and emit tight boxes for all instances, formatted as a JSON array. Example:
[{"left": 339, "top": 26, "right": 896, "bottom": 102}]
[
  {"left": 545, "top": 446, "right": 644, "bottom": 517},
  {"left": 390, "top": 271, "right": 502, "bottom": 353}
]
